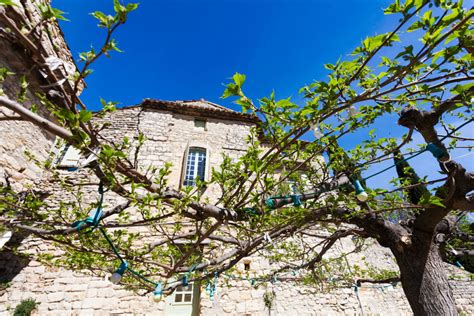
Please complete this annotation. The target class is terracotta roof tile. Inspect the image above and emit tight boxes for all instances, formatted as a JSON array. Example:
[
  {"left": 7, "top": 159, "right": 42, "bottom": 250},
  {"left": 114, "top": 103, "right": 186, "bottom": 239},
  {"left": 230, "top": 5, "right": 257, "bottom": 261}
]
[{"left": 141, "top": 99, "right": 260, "bottom": 123}]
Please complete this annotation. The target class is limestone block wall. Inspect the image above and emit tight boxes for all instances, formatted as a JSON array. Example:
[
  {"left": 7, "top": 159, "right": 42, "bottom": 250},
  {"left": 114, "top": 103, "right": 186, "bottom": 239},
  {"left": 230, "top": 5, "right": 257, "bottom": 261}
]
[
  {"left": 0, "top": 0, "right": 80, "bottom": 189},
  {"left": 95, "top": 106, "right": 254, "bottom": 198},
  {"left": 1, "top": 106, "right": 473, "bottom": 315},
  {"left": 0, "top": 57, "right": 55, "bottom": 189},
  {"left": 0, "top": 255, "right": 472, "bottom": 315}
]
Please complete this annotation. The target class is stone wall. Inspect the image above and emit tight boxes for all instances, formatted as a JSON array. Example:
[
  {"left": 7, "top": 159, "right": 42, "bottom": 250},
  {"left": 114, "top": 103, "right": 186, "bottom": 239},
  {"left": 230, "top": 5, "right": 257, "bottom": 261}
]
[
  {"left": 1, "top": 106, "right": 473, "bottom": 315},
  {"left": 0, "top": 0, "right": 80, "bottom": 190},
  {"left": 0, "top": 256, "right": 472, "bottom": 315}
]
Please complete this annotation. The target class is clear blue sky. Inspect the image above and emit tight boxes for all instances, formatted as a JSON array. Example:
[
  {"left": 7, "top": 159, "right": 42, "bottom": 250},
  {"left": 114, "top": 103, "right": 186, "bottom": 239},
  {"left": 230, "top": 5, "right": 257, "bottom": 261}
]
[
  {"left": 54, "top": 0, "right": 473, "bottom": 189},
  {"left": 55, "top": 0, "right": 396, "bottom": 112}
]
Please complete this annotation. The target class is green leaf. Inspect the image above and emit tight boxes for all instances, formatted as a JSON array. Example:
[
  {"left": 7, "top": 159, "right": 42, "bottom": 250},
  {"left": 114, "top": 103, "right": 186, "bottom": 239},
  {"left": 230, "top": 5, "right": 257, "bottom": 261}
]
[
  {"left": 363, "top": 33, "right": 399, "bottom": 52},
  {"left": 79, "top": 110, "right": 93, "bottom": 123},
  {"left": 324, "top": 63, "right": 335, "bottom": 70},
  {"left": 450, "top": 83, "right": 474, "bottom": 95},
  {"left": 384, "top": 0, "right": 400, "bottom": 15},
  {"left": 276, "top": 98, "right": 296, "bottom": 109},
  {"left": 221, "top": 82, "right": 242, "bottom": 99},
  {"left": 419, "top": 192, "right": 445, "bottom": 208},
  {"left": 18, "top": 75, "right": 28, "bottom": 102},
  {"left": 407, "top": 20, "right": 424, "bottom": 32},
  {"left": 99, "top": 98, "right": 118, "bottom": 112},
  {"left": 125, "top": 3, "right": 139, "bottom": 12},
  {"left": 113, "top": 0, "right": 123, "bottom": 13},
  {"left": 428, "top": 196, "right": 445, "bottom": 208},
  {"left": 38, "top": 4, "right": 69, "bottom": 21},
  {"left": 395, "top": 45, "right": 414, "bottom": 60},
  {"left": 30, "top": 104, "right": 38, "bottom": 113},
  {"left": 0, "top": 67, "right": 14, "bottom": 81},
  {"left": 235, "top": 97, "right": 253, "bottom": 112},
  {"left": 91, "top": 11, "right": 111, "bottom": 27},
  {"left": 0, "top": 0, "right": 16, "bottom": 6},
  {"left": 107, "top": 39, "right": 123, "bottom": 53},
  {"left": 233, "top": 73, "right": 246, "bottom": 87},
  {"left": 442, "top": 8, "right": 461, "bottom": 25}
]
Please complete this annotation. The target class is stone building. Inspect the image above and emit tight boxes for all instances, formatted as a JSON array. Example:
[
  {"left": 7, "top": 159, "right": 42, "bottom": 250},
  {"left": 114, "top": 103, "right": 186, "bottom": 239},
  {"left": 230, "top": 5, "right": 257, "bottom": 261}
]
[
  {"left": 0, "top": 1, "right": 473, "bottom": 315},
  {"left": 1, "top": 99, "right": 473, "bottom": 315},
  {"left": 0, "top": 0, "right": 83, "bottom": 190}
]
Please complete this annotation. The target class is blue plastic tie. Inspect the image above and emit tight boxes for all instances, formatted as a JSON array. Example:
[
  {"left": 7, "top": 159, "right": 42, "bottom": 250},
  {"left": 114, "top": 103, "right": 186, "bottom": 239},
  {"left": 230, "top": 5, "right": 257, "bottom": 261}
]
[
  {"left": 455, "top": 261, "right": 464, "bottom": 269},
  {"left": 426, "top": 143, "right": 446, "bottom": 159},
  {"left": 209, "top": 272, "right": 218, "bottom": 300},
  {"left": 182, "top": 275, "right": 188, "bottom": 286},
  {"left": 265, "top": 198, "right": 276, "bottom": 209},
  {"left": 353, "top": 180, "right": 365, "bottom": 195},
  {"left": 72, "top": 182, "right": 104, "bottom": 231},
  {"left": 205, "top": 282, "right": 212, "bottom": 294},
  {"left": 243, "top": 207, "right": 258, "bottom": 216},
  {"left": 154, "top": 283, "right": 162, "bottom": 296},
  {"left": 115, "top": 261, "right": 128, "bottom": 275},
  {"left": 85, "top": 207, "right": 103, "bottom": 227},
  {"left": 291, "top": 195, "right": 302, "bottom": 207}
]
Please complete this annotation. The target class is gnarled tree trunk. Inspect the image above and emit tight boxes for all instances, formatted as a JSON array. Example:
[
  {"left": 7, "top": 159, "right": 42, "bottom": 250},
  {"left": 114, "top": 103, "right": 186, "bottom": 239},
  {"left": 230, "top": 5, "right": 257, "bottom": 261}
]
[{"left": 392, "top": 231, "right": 457, "bottom": 316}]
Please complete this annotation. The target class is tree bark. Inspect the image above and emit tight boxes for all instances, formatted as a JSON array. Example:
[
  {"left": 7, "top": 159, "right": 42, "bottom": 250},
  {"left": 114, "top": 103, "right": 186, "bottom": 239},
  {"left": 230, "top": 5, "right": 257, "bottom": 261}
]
[{"left": 391, "top": 230, "right": 458, "bottom": 316}]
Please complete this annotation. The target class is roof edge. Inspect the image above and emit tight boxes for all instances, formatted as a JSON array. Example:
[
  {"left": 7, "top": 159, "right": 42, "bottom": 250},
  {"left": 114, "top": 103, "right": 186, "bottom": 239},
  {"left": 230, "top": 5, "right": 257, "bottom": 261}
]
[{"left": 141, "top": 99, "right": 261, "bottom": 124}]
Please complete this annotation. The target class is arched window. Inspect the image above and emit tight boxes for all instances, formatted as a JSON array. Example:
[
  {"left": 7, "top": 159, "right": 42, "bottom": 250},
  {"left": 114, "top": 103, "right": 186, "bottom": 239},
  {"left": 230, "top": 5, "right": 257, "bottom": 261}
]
[{"left": 183, "top": 147, "right": 207, "bottom": 186}]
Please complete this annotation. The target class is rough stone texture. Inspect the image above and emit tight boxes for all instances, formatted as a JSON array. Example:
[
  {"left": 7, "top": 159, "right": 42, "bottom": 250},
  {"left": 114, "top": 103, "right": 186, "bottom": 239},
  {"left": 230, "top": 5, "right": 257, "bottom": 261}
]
[
  {"left": 0, "top": 0, "right": 81, "bottom": 190},
  {"left": 0, "top": 258, "right": 471, "bottom": 315},
  {"left": 0, "top": 57, "right": 55, "bottom": 190},
  {"left": 1, "top": 106, "right": 473, "bottom": 315},
  {"left": 1, "top": 2, "right": 472, "bottom": 314}
]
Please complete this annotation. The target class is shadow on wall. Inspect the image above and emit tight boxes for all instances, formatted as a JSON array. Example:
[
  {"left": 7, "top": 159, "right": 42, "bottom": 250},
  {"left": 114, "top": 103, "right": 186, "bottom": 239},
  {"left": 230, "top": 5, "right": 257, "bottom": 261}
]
[{"left": 0, "top": 230, "right": 31, "bottom": 294}]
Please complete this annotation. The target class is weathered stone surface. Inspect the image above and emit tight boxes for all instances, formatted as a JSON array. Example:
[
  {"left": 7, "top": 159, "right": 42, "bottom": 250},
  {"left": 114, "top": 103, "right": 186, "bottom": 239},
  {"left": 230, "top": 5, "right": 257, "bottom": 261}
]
[
  {"left": 1, "top": 103, "right": 472, "bottom": 315},
  {"left": 47, "top": 292, "right": 65, "bottom": 303},
  {"left": 1, "top": 5, "right": 473, "bottom": 312}
]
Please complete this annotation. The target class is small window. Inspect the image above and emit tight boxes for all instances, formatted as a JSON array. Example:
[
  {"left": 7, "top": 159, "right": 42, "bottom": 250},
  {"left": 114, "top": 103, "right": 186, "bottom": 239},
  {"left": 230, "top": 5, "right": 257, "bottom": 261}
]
[
  {"left": 55, "top": 144, "right": 82, "bottom": 169},
  {"left": 244, "top": 262, "right": 251, "bottom": 271},
  {"left": 194, "top": 119, "right": 206, "bottom": 130},
  {"left": 173, "top": 283, "right": 194, "bottom": 304},
  {"left": 50, "top": 138, "right": 98, "bottom": 170},
  {"left": 183, "top": 147, "right": 207, "bottom": 186},
  {"left": 0, "top": 231, "right": 12, "bottom": 249},
  {"left": 243, "top": 259, "right": 251, "bottom": 271}
]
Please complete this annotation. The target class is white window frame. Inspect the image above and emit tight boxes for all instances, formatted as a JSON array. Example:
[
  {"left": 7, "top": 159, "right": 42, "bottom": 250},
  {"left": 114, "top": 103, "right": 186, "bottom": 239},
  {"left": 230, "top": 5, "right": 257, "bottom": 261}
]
[
  {"left": 182, "top": 145, "right": 209, "bottom": 187},
  {"left": 50, "top": 137, "right": 99, "bottom": 170},
  {"left": 172, "top": 282, "right": 194, "bottom": 305},
  {"left": 55, "top": 143, "right": 82, "bottom": 169}
]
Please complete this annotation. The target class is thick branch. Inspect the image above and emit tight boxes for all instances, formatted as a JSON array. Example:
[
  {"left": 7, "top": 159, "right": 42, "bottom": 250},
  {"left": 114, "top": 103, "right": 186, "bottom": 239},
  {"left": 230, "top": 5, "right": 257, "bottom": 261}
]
[
  {"left": 393, "top": 149, "right": 429, "bottom": 204},
  {"left": 0, "top": 95, "right": 74, "bottom": 142}
]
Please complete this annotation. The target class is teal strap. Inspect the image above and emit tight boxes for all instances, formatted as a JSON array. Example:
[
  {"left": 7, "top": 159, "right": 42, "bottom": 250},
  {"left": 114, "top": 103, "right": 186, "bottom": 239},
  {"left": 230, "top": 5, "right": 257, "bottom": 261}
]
[
  {"left": 182, "top": 275, "right": 188, "bottom": 286},
  {"left": 243, "top": 207, "right": 258, "bottom": 216},
  {"left": 265, "top": 198, "right": 277, "bottom": 209},
  {"left": 426, "top": 143, "right": 446, "bottom": 159},
  {"left": 352, "top": 180, "right": 365, "bottom": 195},
  {"left": 211, "top": 272, "right": 218, "bottom": 299},
  {"left": 73, "top": 182, "right": 104, "bottom": 231},
  {"left": 115, "top": 261, "right": 128, "bottom": 275},
  {"left": 291, "top": 195, "right": 302, "bottom": 206},
  {"left": 455, "top": 261, "right": 464, "bottom": 269},
  {"left": 154, "top": 283, "right": 162, "bottom": 296}
]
